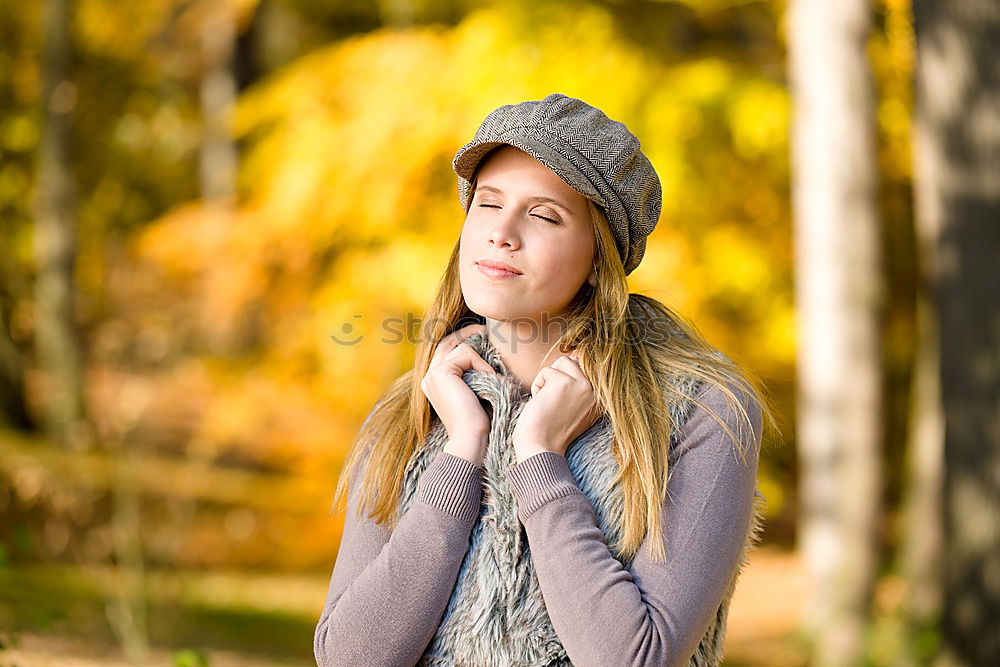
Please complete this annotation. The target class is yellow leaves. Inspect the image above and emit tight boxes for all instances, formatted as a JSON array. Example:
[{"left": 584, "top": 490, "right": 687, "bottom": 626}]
[
  {"left": 136, "top": 0, "right": 799, "bottom": 500},
  {"left": 670, "top": 0, "right": 771, "bottom": 12},
  {"left": 762, "top": 302, "right": 796, "bottom": 364},
  {"left": 869, "top": 0, "right": 914, "bottom": 179},
  {"left": 313, "top": 229, "right": 457, "bottom": 403},
  {"left": 727, "top": 80, "right": 790, "bottom": 158},
  {"left": 235, "top": 30, "right": 469, "bottom": 249},
  {"left": 329, "top": 231, "right": 454, "bottom": 308},
  {"left": 630, "top": 233, "right": 697, "bottom": 310},
  {"left": 133, "top": 201, "right": 219, "bottom": 280},
  {"left": 1, "top": 113, "right": 40, "bottom": 152},
  {"left": 703, "top": 226, "right": 770, "bottom": 297},
  {"left": 671, "top": 59, "right": 735, "bottom": 103},
  {"left": 75, "top": 0, "right": 176, "bottom": 62},
  {"left": 757, "top": 468, "right": 786, "bottom": 517}
]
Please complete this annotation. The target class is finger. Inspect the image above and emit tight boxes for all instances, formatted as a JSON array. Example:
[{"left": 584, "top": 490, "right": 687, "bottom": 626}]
[
  {"left": 530, "top": 367, "right": 548, "bottom": 396},
  {"left": 551, "top": 354, "right": 585, "bottom": 380},
  {"left": 454, "top": 322, "right": 486, "bottom": 338},
  {"left": 446, "top": 340, "right": 496, "bottom": 375},
  {"left": 530, "top": 365, "right": 571, "bottom": 396},
  {"left": 431, "top": 324, "right": 485, "bottom": 367}
]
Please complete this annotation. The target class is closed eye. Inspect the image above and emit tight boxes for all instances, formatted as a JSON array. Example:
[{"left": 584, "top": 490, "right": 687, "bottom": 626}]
[{"left": 477, "top": 203, "right": 559, "bottom": 224}]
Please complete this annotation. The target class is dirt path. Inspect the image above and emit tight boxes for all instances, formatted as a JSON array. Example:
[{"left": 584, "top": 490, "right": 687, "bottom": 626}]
[{"left": 723, "top": 544, "right": 809, "bottom": 665}]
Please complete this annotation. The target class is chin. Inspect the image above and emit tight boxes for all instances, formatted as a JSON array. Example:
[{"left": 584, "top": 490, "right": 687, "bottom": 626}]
[{"left": 463, "top": 293, "right": 530, "bottom": 322}]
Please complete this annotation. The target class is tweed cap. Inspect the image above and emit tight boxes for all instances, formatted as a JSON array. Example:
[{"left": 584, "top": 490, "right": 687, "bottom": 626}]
[{"left": 452, "top": 92, "right": 661, "bottom": 275}]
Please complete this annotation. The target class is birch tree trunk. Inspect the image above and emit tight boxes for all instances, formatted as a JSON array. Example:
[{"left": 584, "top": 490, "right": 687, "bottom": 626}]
[
  {"left": 788, "top": 1, "right": 884, "bottom": 664},
  {"left": 912, "top": 1, "right": 1000, "bottom": 663},
  {"left": 33, "top": 0, "right": 86, "bottom": 448},
  {"left": 199, "top": 0, "right": 238, "bottom": 202},
  {"left": 198, "top": 0, "right": 239, "bottom": 352}
]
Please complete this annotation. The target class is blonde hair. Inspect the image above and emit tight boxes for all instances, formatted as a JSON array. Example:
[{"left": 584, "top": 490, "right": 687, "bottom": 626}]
[{"left": 331, "top": 173, "right": 780, "bottom": 564}]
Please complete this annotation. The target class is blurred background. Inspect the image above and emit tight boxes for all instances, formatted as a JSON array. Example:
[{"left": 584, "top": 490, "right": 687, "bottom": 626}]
[{"left": 1, "top": 0, "right": 997, "bottom": 665}]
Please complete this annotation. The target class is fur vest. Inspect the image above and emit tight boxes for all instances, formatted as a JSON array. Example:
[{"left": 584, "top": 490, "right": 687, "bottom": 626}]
[{"left": 396, "top": 330, "right": 766, "bottom": 666}]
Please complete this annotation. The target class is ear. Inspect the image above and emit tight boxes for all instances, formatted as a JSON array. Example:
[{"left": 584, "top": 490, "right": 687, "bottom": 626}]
[{"left": 587, "top": 268, "right": 597, "bottom": 286}]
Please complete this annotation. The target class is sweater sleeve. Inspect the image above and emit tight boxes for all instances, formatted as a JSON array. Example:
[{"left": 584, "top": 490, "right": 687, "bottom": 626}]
[
  {"left": 313, "top": 430, "right": 485, "bottom": 667},
  {"left": 507, "top": 381, "right": 764, "bottom": 667}
]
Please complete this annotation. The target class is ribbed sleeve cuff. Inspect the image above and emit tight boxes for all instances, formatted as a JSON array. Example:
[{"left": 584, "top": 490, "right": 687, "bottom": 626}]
[
  {"left": 508, "top": 451, "right": 582, "bottom": 523},
  {"left": 416, "top": 451, "right": 485, "bottom": 523}
]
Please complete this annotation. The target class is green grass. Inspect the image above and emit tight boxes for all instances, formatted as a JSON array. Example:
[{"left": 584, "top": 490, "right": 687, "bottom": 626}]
[{"left": 0, "top": 564, "right": 319, "bottom": 663}]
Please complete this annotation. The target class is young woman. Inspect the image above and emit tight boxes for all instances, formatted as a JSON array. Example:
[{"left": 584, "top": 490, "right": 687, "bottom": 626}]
[{"left": 314, "top": 93, "right": 777, "bottom": 667}]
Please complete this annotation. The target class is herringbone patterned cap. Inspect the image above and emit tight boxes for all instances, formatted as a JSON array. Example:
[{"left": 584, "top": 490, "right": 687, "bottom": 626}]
[{"left": 452, "top": 92, "right": 661, "bottom": 275}]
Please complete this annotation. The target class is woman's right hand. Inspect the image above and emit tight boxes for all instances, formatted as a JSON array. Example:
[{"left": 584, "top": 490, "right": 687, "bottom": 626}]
[{"left": 420, "top": 323, "right": 495, "bottom": 465}]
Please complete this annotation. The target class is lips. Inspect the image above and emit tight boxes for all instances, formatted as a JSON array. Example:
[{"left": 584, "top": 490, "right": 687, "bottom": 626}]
[{"left": 476, "top": 259, "right": 522, "bottom": 279}]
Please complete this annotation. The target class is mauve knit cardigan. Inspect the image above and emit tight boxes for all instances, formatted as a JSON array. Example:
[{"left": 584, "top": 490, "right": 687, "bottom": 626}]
[{"left": 314, "top": 377, "right": 763, "bottom": 666}]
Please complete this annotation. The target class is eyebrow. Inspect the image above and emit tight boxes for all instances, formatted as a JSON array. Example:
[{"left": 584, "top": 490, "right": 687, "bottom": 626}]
[{"left": 474, "top": 185, "right": 573, "bottom": 214}]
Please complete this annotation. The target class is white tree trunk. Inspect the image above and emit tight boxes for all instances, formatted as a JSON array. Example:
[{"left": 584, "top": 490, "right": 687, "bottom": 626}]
[{"left": 789, "top": 1, "right": 883, "bottom": 664}]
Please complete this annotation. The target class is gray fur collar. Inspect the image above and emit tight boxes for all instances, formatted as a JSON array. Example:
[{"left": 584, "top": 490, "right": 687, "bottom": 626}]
[{"left": 397, "top": 330, "right": 765, "bottom": 666}]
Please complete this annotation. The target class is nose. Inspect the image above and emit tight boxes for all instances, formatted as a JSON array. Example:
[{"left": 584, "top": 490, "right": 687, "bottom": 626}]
[{"left": 487, "top": 211, "right": 520, "bottom": 250}]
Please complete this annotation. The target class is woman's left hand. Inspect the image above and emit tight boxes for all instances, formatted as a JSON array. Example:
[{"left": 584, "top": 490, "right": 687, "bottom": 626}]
[{"left": 512, "top": 349, "right": 603, "bottom": 464}]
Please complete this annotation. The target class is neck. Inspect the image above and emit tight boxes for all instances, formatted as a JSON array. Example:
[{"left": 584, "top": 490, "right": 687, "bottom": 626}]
[{"left": 483, "top": 316, "right": 567, "bottom": 393}]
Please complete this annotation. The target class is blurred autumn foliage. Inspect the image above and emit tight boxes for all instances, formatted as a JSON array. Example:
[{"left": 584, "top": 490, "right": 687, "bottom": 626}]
[{"left": 0, "top": 0, "right": 924, "bottom": 664}]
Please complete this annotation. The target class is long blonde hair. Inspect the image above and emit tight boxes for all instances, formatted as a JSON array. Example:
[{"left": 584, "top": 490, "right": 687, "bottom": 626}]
[{"left": 331, "top": 174, "right": 779, "bottom": 564}]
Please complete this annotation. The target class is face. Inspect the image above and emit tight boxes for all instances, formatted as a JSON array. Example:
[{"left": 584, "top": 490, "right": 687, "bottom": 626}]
[{"left": 458, "top": 145, "right": 597, "bottom": 325}]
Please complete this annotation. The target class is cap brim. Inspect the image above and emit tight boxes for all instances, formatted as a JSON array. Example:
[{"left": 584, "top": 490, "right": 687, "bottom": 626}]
[{"left": 453, "top": 135, "right": 605, "bottom": 206}]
